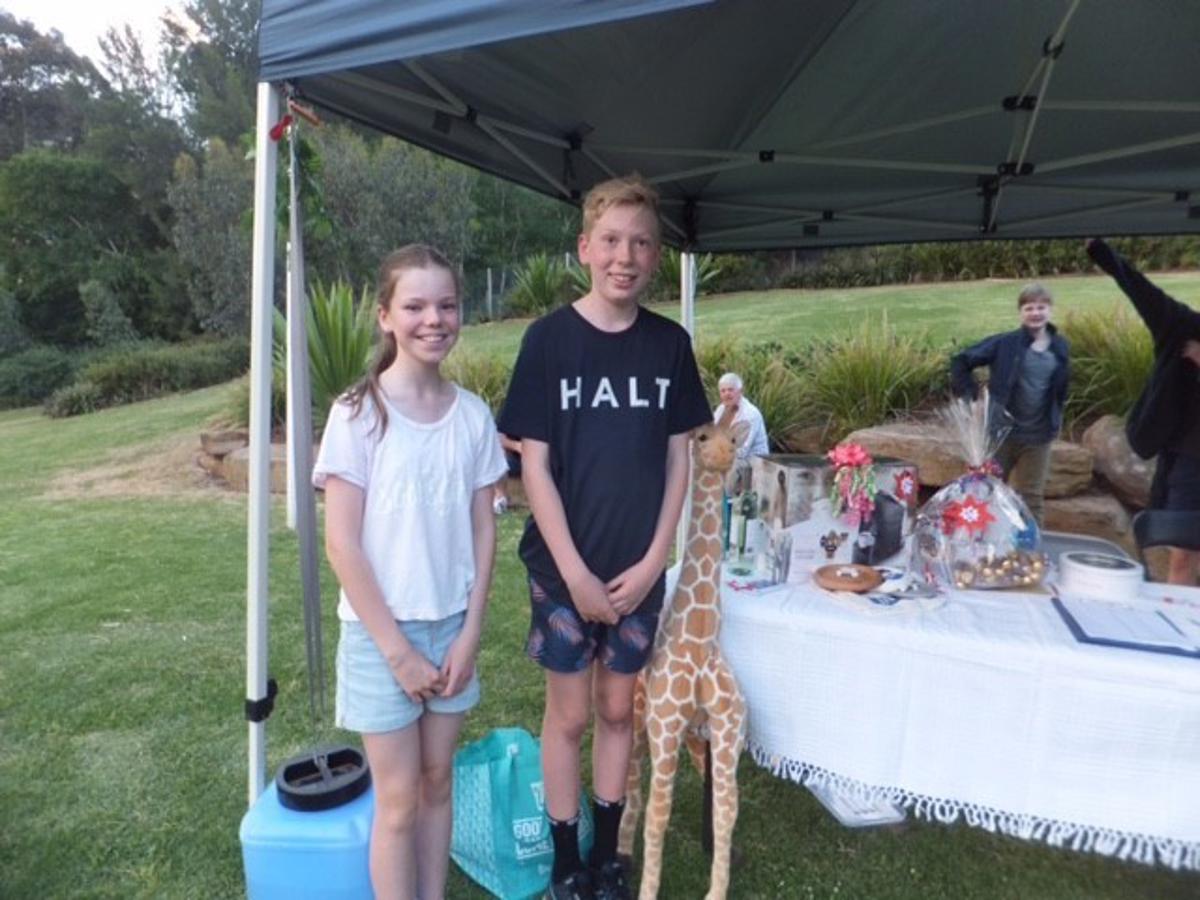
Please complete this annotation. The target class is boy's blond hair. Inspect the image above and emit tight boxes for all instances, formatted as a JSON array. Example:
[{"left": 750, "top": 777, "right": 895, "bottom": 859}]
[{"left": 581, "top": 173, "right": 661, "bottom": 237}]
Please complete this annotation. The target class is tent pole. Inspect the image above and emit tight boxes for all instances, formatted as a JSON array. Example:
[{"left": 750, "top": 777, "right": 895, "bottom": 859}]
[
  {"left": 247, "top": 81, "right": 280, "bottom": 807},
  {"left": 676, "top": 251, "right": 697, "bottom": 560}
]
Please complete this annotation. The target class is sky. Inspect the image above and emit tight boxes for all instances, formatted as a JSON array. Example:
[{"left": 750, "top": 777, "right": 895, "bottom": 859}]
[{"left": 4, "top": 0, "right": 185, "bottom": 63}]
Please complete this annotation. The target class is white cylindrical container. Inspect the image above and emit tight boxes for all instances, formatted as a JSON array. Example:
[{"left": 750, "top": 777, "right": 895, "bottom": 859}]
[{"left": 1058, "top": 551, "right": 1143, "bottom": 603}]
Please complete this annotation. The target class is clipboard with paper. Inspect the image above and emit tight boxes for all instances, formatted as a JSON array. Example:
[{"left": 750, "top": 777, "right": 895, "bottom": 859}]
[{"left": 1051, "top": 595, "right": 1200, "bottom": 659}]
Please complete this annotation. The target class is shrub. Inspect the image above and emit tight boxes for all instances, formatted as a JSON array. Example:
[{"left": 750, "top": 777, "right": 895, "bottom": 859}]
[
  {"left": 0, "top": 345, "right": 77, "bottom": 408},
  {"left": 443, "top": 350, "right": 512, "bottom": 416},
  {"left": 705, "top": 253, "right": 770, "bottom": 294},
  {"left": 0, "top": 275, "right": 31, "bottom": 357},
  {"left": 805, "top": 316, "right": 948, "bottom": 442},
  {"left": 506, "top": 252, "right": 573, "bottom": 317},
  {"left": 225, "top": 371, "right": 287, "bottom": 432},
  {"left": 566, "top": 256, "right": 591, "bottom": 298},
  {"left": 43, "top": 381, "right": 103, "bottom": 418},
  {"left": 650, "top": 248, "right": 723, "bottom": 302},
  {"left": 62, "top": 338, "right": 248, "bottom": 412},
  {"left": 80, "top": 279, "right": 140, "bottom": 346},
  {"left": 273, "top": 280, "right": 375, "bottom": 426},
  {"left": 1062, "top": 306, "right": 1153, "bottom": 427},
  {"left": 694, "top": 336, "right": 810, "bottom": 451}
]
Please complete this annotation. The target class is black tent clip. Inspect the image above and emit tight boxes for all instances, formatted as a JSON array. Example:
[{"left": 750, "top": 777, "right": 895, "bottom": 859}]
[{"left": 244, "top": 678, "right": 278, "bottom": 723}]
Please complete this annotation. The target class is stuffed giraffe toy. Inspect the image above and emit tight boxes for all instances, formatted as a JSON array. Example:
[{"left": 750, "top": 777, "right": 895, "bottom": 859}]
[{"left": 619, "top": 420, "right": 748, "bottom": 900}]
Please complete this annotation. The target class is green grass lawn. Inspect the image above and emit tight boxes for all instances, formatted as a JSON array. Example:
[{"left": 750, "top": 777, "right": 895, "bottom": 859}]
[
  {"left": 3, "top": 280, "right": 1200, "bottom": 898},
  {"left": 459, "top": 271, "right": 1200, "bottom": 362}
]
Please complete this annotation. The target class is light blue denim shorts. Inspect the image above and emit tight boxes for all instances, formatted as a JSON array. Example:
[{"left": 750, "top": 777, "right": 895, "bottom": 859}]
[{"left": 335, "top": 611, "right": 480, "bottom": 734}]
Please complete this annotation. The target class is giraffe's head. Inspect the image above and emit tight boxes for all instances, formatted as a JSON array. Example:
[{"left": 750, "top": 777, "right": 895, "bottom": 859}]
[{"left": 692, "top": 420, "right": 749, "bottom": 473}]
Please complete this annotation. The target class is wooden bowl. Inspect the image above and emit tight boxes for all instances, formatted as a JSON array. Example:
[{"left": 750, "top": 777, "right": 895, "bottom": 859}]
[{"left": 813, "top": 564, "right": 884, "bottom": 593}]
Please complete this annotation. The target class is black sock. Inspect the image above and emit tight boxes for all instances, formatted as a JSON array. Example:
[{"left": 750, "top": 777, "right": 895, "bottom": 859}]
[
  {"left": 588, "top": 795, "right": 626, "bottom": 867},
  {"left": 549, "top": 814, "right": 582, "bottom": 882}
]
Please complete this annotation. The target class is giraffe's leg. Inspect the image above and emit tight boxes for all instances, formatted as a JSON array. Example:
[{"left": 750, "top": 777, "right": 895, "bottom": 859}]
[
  {"left": 618, "top": 675, "right": 648, "bottom": 857},
  {"left": 639, "top": 709, "right": 689, "bottom": 900},
  {"left": 703, "top": 668, "right": 746, "bottom": 900}
]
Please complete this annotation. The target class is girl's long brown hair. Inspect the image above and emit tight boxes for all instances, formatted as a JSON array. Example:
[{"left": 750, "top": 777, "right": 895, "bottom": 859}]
[{"left": 343, "top": 244, "right": 460, "bottom": 435}]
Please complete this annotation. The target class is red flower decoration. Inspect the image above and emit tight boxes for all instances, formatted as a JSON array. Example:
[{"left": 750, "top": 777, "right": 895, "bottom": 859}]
[
  {"left": 941, "top": 495, "right": 996, "bottom": 537},
  {"left": 827, "top": 442, "right": 873, "bottom": 468},
  {"left": 268, "top": 114, "right": 294, "bottom": 142}
]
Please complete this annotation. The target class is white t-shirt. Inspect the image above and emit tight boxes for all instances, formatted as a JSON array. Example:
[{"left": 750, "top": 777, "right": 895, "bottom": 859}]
[
  {"left": 313, "top": 385, "right": 508, "bottom": 622},
  {"left": 712, "top": 396, "right": 770, "bottom": 460}
]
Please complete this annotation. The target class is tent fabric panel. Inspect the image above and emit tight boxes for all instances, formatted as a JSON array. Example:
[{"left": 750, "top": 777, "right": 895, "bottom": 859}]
[
  {"left": 259, "top": 0, "right": 709, "bottom": 82},
  {"left": 260, "top": 0, "right": 1200, "bottom": 249}
]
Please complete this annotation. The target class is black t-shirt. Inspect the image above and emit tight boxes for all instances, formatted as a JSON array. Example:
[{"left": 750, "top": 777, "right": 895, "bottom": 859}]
[{"left": 498, "top": 304, "right": 711, "bottom": 596}]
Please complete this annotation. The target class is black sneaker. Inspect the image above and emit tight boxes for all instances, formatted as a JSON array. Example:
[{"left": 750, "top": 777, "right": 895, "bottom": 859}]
[
  {"left": 546, "top": 868, "right": 595, "bottom": 900},
  {"left": 591, "top": 859, "right": 632, "bottom": 900}
]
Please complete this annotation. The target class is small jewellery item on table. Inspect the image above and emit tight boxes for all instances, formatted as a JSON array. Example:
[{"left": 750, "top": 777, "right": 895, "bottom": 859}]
[{"left": 814, "top": 564, "right": 884, "bottom": 593}]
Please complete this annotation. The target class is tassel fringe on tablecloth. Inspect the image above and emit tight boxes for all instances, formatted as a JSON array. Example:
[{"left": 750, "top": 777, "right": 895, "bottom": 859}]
[{"left": 746, "top": 740, "right": 1199, "bottom": 871}]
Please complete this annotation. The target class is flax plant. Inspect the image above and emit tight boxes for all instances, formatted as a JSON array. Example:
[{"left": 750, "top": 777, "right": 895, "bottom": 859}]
[
  {"left": 1061, "top": 306, "right": 1153, "bottom": 428},
  {"left": 805, "top": 315, "right": 947, "bottom": 442}
]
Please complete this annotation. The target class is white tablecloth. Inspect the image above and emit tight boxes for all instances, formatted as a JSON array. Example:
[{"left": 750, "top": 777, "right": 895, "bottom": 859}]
[{"left": 713, "top": 574, "right": 1200, "bottom": 869}]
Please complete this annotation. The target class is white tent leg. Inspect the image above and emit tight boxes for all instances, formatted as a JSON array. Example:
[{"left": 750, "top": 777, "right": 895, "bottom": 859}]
[
  {"left": 247, "top": 81, "right": 280, "bottom": 807},
  {"left": 676, "top": 251, "right": 697, "bottom": 561},
  {"left": 285, "top": 237, "right": 296, "bottom": 530}
]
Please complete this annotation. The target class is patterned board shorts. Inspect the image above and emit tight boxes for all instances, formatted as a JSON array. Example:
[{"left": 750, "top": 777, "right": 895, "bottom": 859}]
[{"left": 525, "top": 576, "right": 665, "bottom": 674}]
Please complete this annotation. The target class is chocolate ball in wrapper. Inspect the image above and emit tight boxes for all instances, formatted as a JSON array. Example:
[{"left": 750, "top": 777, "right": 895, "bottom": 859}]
[{"left": 908, "top": 470, "right": 1046, "bottom": 590}]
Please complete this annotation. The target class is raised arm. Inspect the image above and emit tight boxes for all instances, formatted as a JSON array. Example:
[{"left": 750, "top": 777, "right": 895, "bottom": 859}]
[{"left": 1086, "top": 238, "right": 1200, "bottom": 344}]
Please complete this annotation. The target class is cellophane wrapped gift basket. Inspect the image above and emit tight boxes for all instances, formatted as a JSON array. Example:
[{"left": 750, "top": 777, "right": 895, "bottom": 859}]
[{"left": 909, "top": 392, "right": 1047, "bottom": 591}]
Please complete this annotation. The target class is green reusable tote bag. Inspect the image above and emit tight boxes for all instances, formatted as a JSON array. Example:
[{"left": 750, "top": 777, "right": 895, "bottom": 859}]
[{"left": 451, "top": 728, "right": 593, "bottom": 899}]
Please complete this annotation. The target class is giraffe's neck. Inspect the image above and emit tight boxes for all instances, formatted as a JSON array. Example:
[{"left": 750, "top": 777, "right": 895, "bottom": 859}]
[
  {"left": 685, "top": 469, "right": 725, "bottom": 542},
  {"left": 668, "top": 468, "right": 726, "bottom": 619}
]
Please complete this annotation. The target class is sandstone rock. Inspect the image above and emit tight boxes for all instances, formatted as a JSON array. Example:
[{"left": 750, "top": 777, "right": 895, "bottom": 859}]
[
  {"left": 222, "top": 443, "right": 287, "bottom": 494},
  {"left": 201, "top": 429, "right": 249, "bottom": 458},
  {"left": 1043, "top": 440, "right": 1093, "bottom": 499},
  {"left": 779, "top": 425, "right": 828, "bottom": 455},
  {"left": 1081, "top": 415, "right": 1154, "bottom": 509},
  {"left": 1043, "top": 491, "right": 1134, "bottom": 556},
  {"left": 844, "top": 422, "right": 965, "bottom": 488},
  {"left": 846, "top": 422, "right": 1091, "bottom": 497},
  {"left": 196, "top": 451, "right": 224, "bottom": 477}
]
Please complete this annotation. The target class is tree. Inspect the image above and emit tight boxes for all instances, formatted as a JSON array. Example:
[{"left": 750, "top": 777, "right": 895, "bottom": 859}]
[
  {"left": 0, "top": 151, "right": 152, "bottom": 344},
  {"left": 0, "top": 272, "right": 31, "bottom": 357},
  {"left": 167, "top": 140, "right": 254, "bottom": 334},
  {"left": 161, "top": 0, "right": 259, "bottom": 143},
  {"left": 306, "top": 126, "right": 475, "bottom": 285},
  {"left": 89, "top": 24, "right": 190, "bottom": 228},
  {"left": 80, "top": 279, "right": 140, "bottom": 346},
  {"left": 0, "top": 13, "right": 104, "bottom": 160},
  {"left": 468, "top": 176, "right": 578, "bottom": 273}
]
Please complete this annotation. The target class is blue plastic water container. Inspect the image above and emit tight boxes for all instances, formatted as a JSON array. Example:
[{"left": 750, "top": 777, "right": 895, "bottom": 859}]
[{"left": 240, "top": 780, "right": 374, "bottom": 899}]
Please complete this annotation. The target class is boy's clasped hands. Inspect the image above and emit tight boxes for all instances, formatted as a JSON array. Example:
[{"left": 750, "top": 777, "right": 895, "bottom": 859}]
[{"left": 565, "top": 555, "right": 663, "bottom": 624}]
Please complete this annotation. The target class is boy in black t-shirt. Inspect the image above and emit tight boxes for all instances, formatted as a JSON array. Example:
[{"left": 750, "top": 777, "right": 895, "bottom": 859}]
[{"left": 499, "top": 175, "right": 711, "bottom": 900}]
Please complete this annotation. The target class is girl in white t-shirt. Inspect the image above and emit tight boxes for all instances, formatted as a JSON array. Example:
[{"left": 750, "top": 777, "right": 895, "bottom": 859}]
[{"left": 313, "top": 244, "right": 507, "bottom": 899}]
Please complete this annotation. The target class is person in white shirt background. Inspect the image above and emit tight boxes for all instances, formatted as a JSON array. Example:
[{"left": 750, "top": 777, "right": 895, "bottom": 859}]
[{"left": 713, "top": 372, "right": 769, "bottom": 492}]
